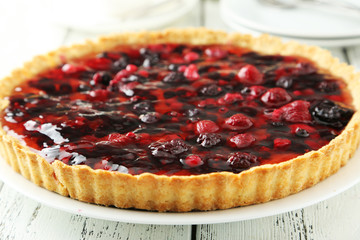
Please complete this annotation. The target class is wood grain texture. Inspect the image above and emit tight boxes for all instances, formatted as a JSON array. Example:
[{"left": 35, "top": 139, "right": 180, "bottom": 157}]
[
  {"left": 1, "top": 0, "right": 360, "bottom": 239},
  {"left": 0, "top": 185, "right": 191, "bottom": 240},
  {"left": 196, "top": 182, "right": 360, "bottom": 240}
]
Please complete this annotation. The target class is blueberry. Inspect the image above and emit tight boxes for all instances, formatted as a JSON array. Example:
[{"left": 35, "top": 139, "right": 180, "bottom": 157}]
[
  {"left": 111, "top": 54, "right": 129, "bottom": 72},
  {"left": 295, "top": 128, "right": 310, "bottom": 137},
  {"left": 29, "top": 78, "right": 56, "bottom": 93},
  {"left": 200, "top": 84, "right": 222, "bottom": 96},
  {"left": 241, "top": 87, "right": 251, "bottom": 95},
  {"left": 318, "top": 81, "right": 339, "bottom": 93},
  {"left": 77, "top": 84, "right": 91, "bottom": 92},
  {"left": 139, "top": 112, "right": 159, "bottom": 124},
  {"left": 140, "top": 48, "right": 160, "bottom": 67},
  {"left": 92, "top": 71, "right": 112, "bottom": 86},
  {"left": 162, "top": 72, "right": 185, "bottom": 83},
  {"left": 133, "top": 101, "right": 154, "bottom": 114},
  {"left": 186, "top": 108, "right": 201, "bottom": 118},
  {"left": 206, "top": 72, "right": 221, "bottom": 80},
  {"left": 197, "top": 133, "right": 221, "bottom": 148},
  {"left": 276, "top": 76, "right": 293, "bottom": 89},
  {"left": 310, "top": 100, "right": 354, "bottom": 128},
  {"left": 123, "top": 74, "right": 147, "bottom": 83},
  {"left": 168, "top": 64, "right": 178, "bottom": 71}
]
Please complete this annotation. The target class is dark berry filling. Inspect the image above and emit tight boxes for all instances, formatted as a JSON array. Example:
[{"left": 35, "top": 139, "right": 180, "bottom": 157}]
[{"left": 1, "top": 43, "right": 354, "bottom": 175}]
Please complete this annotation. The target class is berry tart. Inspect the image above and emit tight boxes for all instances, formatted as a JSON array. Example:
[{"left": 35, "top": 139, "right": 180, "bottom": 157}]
[{"left": 0, "top": 29, "right": 360, "bottom": 212}]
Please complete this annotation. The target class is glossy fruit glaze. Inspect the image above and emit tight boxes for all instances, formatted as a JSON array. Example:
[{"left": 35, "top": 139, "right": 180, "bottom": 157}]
[{"left": 1, "top": 43, "right": 355, "bottom": 175}]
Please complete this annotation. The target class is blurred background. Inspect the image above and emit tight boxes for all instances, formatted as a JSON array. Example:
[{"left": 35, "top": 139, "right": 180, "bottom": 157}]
[{"left": 1, "top": 0, "right": 360, "bottom": 78}]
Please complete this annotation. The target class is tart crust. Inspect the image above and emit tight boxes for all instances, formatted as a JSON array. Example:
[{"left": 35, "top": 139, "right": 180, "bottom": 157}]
[{"left": 0, "top": 28, "right": 360, "bottom": 212}]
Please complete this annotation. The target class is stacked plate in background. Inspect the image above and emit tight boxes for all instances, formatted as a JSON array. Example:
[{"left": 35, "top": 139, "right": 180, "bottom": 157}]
[{"left": 220, "top": 0, "right": 360, "bottom": 47}]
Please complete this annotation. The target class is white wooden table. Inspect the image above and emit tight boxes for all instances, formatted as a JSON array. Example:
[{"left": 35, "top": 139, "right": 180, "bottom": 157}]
[{"left": 1, "top": 1, "right": 360, "bottom": 239}]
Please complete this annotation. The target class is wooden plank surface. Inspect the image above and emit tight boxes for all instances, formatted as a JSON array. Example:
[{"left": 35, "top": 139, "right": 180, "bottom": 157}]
[{"left": 1, "top": 0, "right": 360, "bottom": 239}]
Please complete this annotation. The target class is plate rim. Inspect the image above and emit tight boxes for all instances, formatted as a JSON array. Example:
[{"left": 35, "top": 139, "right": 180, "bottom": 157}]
[
  {"left": 220, "top": 8, "right": 360, "bottom": 47},
  {"left": 220, "top": 0, "right": 360, "bottom": 39},
  {"left": 1, "top": 145, "right": 360, "bottom": 225}
]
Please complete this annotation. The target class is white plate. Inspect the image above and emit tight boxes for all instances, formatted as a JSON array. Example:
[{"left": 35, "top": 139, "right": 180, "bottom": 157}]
[
  {"left": 1, "top": 144, "right": 360, "bottom": 225},
  {"left": 220, "top": 0, "right": 360, "bottom": 39},
  {"left": 221, "top": 9, "right": 360, "bottom": 47},
  {"left": 37, "top": 0, "right": 198, "bottom": 33}
]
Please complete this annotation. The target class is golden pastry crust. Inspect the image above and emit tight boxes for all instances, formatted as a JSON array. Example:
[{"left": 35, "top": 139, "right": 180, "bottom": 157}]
[{"left": 0, "top": 28, "right": 360, "bottom": 212}]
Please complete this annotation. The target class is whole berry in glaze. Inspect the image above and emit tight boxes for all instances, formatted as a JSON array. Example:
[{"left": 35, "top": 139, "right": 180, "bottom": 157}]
[
  {"left": 224, "top": 114, "right": 253, "bottom": 131},
  {"left": 237, "top": 64, "right": 264, "bottom": 84},
  {"left": 197, "top": 133, "right": 222, "bottom": 148},
  {"left": 195, "top": 120, "right": 219, "bottom": 134},
  {"left": 227, "top": 152, "right": 259, "bottom": 172},
  {"left": 261, "top": 88, "right": 292, "bottom": 107},
  {"left": 310, "top": 100, "right": 354, "bottom": 128},
  {"left": 229, "top": 133, "right": 256, "bottom": 149}
]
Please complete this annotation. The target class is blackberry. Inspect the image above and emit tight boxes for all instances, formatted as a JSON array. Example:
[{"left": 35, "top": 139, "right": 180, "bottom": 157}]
[
  {"left": 197, "top": 133, "right": 221, "bottom": 148},
  {"left": 310, "top": 100, "right": 354, "bottom": 128}
]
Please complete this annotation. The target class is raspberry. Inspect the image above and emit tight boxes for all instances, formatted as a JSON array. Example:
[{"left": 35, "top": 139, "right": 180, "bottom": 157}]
[
  {"left": 184, "top": 52, "right": 199, "bottom": 62},
  {"left": 113, "top": 69, "right": 130, "bottom": 82},
  {"left": 178, "top": 65, "right": 187, "bottom": 72},
  {"left": 224, "top": 113, "right": 253, "bottom": 131},
  {"left": 204, "top": 47, "right": 228, "bottom": 59},
  {"left": 237, "top": 64, "right": 264, "bottom": 84},
  {"left": 61, "top": 64, "right": 86, "bottom": 74},
  {"left": 181, "top": 155, "right": 203, "bottom": 167},
  {"left": 274, "top": 138, "right": 291, "bottom": 148},
  {"left": 138, "top": 70, "right": 149, "bottom": 78},
  {"left": 184, "top": 64, "right": 200, "bottom": 81},
  {"left": 86, "top": 58, "right": 112, "bottom": 70},
  {"left": 229, "top": 133, "right": 256, "bottom": 149},
  {"left": 260, "top": 88, "right": 292, "bottom": 107},
  {"left": 272, "top": 100, "right": 311, "bottom": 123},
  {"left": 242, "top": 86, "right": 267, "bottom": 99},
  {"left": 218, "top": 93, "right": 243, "bottom": 105},
  {"left": 89, "top": 89, "right": 109, "bottom": 99},
  {"left": 108, "top": 133, "right": 132, "bottom": 145},
  {"left": 195, "top": 120, "right": 219, "bottom": 134},
  {"left": 125, "top": 64, "right": 138, "bottom": 73}
]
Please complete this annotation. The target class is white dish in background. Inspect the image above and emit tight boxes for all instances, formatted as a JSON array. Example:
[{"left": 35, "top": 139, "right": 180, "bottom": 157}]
[
  {"left": 1, "top": 144, "right": 360, "bottom": 225},
  {"left": 220, "top": 7, "right": 360, "bottom": 47},
  {"left": 35, "top": 0, "right": 198, "bottom": 33},
  {"left": 220, "top": 0, "right": 360, "bottom": 39}
]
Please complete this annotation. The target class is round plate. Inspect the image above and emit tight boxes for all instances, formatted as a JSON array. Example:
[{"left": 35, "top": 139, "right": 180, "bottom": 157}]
[
  {"left": 221, "top": 9, "right": 360, "bottom": 47},
  {"left": 38, "top": 0, "right": 198, "bottom": 33},
  {"left": 1, "top": 146, "right": 360, "bottom": 225},
  {"left": 220, "top": 0, "right": 360, "bottom": 39}
]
